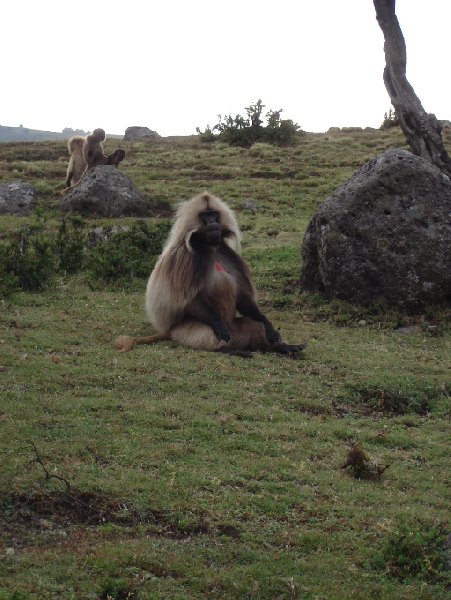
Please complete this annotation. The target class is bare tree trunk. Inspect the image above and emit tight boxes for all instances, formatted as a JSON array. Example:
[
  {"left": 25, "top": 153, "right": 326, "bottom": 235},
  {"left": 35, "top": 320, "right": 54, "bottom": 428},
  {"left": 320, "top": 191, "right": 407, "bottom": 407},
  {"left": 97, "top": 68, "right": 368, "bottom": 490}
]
[{"left": 374, "top": 0, "right": 451, "bottom": 177}]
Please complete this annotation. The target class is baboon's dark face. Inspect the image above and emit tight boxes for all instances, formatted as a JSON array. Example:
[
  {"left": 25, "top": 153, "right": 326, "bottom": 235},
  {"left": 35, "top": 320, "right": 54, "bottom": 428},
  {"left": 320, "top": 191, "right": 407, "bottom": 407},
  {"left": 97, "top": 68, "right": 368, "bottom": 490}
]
[{"left": 195, "top": 210, "right": 222, "bottom": 248}]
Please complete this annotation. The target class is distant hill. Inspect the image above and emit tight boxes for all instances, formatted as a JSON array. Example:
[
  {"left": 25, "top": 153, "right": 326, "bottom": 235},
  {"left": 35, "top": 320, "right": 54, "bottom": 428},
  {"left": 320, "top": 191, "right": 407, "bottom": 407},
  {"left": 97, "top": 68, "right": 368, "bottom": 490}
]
[{"left": 0, "top": 125, "right": 122, "bottom": 143}]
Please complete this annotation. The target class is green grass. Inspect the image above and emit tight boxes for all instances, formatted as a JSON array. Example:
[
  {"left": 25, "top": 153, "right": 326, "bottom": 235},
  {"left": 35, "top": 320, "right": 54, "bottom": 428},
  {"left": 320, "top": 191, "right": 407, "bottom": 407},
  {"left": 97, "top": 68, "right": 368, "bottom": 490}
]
[{"left": 0, "top": 128, "right": 450, "bottom": 599}]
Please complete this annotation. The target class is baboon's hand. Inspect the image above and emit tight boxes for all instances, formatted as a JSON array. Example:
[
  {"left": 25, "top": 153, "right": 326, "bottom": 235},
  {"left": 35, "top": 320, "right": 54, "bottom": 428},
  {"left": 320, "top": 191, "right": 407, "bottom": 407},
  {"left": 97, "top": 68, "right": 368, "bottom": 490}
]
[{"left": 215, "top": 324, "right": 231, "bottom": 343}]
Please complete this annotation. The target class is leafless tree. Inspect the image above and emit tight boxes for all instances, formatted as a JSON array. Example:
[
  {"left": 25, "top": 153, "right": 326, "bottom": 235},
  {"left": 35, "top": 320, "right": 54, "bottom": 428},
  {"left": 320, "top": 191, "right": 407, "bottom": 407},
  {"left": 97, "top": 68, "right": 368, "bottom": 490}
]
[{"left": 373, "top": 0, "right": 451, "bottom": 176}]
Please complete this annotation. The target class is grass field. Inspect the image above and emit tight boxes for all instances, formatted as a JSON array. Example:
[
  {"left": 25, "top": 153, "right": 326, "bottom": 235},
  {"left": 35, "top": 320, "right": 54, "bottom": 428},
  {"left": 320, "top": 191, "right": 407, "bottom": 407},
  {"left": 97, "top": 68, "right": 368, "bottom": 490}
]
[{"left": 0, "top": 128, "right": 450, "bottom": 599}]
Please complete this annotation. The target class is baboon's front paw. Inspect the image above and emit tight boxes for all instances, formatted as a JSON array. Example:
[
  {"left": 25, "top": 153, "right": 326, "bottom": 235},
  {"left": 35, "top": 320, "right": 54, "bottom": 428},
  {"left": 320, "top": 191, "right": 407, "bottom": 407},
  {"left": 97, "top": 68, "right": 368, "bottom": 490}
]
[{"left": 216, "top": 327, "right": 231, "bottom": 343}]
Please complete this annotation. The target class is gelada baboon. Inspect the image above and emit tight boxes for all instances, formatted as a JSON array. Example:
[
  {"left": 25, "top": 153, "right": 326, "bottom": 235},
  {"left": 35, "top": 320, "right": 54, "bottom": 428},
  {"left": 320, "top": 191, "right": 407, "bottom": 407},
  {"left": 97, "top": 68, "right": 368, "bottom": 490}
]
[
  {"left": 114, "top": 192, "right": 305, "bottom": 358},
  {"left": 83, "top": 128, "right": 106, "bottom": 169},
  {"left": 105, "top": 148, "right": 126, "bottom": 167},
  {"left": 65, "top": 136, "right": 86, "bottom": 187},
  {"left": 64, "top": 129, "right": 126, "bottom": 190}
]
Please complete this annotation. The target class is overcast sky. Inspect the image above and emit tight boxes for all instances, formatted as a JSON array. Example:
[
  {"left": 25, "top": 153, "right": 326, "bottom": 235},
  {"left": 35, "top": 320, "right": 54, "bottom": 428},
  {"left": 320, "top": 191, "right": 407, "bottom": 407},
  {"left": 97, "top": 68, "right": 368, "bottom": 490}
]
[{"left": 1, "top": 0, "right": 450, "bottom": 136}]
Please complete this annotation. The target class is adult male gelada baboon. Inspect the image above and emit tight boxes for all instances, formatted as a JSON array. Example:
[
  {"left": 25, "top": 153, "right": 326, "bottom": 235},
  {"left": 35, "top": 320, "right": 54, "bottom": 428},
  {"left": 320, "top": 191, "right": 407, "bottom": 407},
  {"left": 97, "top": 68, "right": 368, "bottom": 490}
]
[
  {"left": 114, "top": 192, "right": 305, "bottom": 358},
  {"left": 64, "top": 128, "right": 126, "bottom": 191}
]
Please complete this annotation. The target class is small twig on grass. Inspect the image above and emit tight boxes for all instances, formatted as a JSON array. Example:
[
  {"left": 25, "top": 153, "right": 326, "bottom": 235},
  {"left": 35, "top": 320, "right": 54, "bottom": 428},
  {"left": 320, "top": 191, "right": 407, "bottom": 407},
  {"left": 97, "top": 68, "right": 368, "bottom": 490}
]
[{"left": 29, "top": 442, "right": 71, "bottom": 490}]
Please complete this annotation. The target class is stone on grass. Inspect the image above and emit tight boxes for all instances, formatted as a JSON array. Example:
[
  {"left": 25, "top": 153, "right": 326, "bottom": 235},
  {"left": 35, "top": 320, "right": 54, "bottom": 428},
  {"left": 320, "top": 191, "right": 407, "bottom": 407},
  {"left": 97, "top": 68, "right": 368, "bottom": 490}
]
[
  {"left": 61, "top": 166, "right": 153, "bottom": 217},
  {"left": 123, "top": 126, "right": 160, "bottom": 141},
  {"left": 300, "top": 148, "right": 451, "bottom": 310},
  {"left": 0, "top": 181, "right": 38, "bottom": 215}
]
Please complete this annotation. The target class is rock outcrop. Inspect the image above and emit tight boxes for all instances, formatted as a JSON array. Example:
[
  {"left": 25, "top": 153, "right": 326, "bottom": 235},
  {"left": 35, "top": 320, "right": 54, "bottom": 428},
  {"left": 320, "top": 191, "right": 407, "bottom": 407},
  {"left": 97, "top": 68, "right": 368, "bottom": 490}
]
[
  {"left": 123, "top": 126, "right": 160, "bottom": 141},
  {"left": 0, "top": 181, "right": 38, "bottom": 215},
  {"left": 300, "top": 148, "right": 451, "bottom": 310},
  {"left": 61, "top": 166, "right": 153, "bottom": 217}
]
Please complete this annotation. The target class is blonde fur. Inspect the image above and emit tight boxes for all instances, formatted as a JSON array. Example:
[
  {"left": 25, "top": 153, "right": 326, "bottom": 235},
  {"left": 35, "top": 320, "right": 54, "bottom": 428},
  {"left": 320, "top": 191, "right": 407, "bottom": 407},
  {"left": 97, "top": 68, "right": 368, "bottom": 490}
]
[
  {"left": 65, "top": 136, "right": 86, "bottom": 187},
  {"left": 146, "top": 192, "right": 241, "bottom": 333},
  {"left": 82, "top": 128, "right": 106, "bottom": 168},
  {"left": 115, "top": 191, "right": 305, "bottom": 357}
]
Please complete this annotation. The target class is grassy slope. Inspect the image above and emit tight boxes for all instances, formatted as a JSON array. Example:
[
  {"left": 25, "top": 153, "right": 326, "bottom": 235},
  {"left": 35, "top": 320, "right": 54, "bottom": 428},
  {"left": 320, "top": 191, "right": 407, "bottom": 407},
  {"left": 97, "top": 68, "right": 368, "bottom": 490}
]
[{"left": 0, "top": 129, "right": 450, "bottom": 599}]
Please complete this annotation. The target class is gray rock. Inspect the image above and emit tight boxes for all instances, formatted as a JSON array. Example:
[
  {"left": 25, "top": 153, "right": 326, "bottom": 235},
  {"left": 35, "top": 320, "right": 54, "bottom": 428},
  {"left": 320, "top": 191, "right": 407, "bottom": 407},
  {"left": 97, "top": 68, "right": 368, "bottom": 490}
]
[
  {"left": 396, "top": 325, "right": 423, "bottom": 335},
  {"left": 240, "top": 200, "right": 259, "bottom": 212},
  {"left": 60, "top": 166, "right": 153, "bottom": 217},
  {"left": 300, "top": 148, "right": 451, "bottom": 310},
  {"left": 123, "top": 126, "right": 160, "bottom": 141},
  {"left": 87, "top": 225, "right": 130, "bottom": 247},
  {"left": 0, "top": 181, "right": 38, "bottom": 215}
]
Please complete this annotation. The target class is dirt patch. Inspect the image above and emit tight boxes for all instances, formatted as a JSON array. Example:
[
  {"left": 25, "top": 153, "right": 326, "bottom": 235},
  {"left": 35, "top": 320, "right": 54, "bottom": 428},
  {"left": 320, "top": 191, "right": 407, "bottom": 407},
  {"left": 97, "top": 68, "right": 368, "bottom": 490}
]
[{"left": 0, "top": 489, "right": 212, "bottom": 548}]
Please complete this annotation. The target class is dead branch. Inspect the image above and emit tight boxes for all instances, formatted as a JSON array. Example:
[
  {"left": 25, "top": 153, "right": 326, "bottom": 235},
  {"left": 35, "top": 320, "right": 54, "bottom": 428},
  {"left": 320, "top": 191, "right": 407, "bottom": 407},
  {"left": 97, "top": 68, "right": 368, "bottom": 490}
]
[
  {"left": 29, "top": 442, "right": 71, "bottom": 490},
  {"left": 373, "top": 0, "right": 451, "bottom": 176}
]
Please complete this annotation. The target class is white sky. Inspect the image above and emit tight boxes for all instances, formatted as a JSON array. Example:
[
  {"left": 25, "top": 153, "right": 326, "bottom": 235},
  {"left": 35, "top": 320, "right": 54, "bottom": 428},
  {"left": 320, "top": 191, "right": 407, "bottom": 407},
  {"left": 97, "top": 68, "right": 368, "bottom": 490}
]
[{"left": 1, "top": 0, "right": 450, "bottom": 136}]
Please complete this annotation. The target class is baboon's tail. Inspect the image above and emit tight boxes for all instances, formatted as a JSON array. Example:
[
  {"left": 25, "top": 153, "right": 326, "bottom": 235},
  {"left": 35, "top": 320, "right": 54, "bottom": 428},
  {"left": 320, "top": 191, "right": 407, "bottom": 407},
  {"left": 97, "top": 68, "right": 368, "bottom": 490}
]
[{"left": 113, "top": 333, "right": 169, "bottom": 352}]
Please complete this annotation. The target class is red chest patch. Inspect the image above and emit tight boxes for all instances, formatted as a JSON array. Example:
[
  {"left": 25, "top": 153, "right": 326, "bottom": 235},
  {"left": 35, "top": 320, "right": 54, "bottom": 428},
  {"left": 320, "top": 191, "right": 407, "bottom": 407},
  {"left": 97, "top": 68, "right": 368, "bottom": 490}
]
[{"left": 215, "top": 261, "right": 226, "bottom": 272}]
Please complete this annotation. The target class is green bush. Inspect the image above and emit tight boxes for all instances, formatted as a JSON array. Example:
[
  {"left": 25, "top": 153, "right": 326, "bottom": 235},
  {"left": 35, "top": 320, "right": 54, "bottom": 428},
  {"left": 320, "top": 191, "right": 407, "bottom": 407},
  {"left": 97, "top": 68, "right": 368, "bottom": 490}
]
[
  {"left": 0, "top": 215, "right": 171, "bottom": 297},
  {"left": 56, "top": 215, "right": 86, "bottom": 274},
  {"left": 197, "top": 100, "right": 302, "bottom": 148},
  {"left": 380, "top": 107, "right": 399, "bottom": 130},
  {"left": 371, "top": 521, "right": 450, "bottom": 584},
  {"left": 348, "top": 376, "right": 443, "bottom": 415},
  {"left": 87, "top": 219, "right": 170, "bottom": 282},
  {"left": 195, "top": 124, "right": 216, "bottom": 143},
  {"left": 0, "top": 215, "right": 56, "bottom": 294}
]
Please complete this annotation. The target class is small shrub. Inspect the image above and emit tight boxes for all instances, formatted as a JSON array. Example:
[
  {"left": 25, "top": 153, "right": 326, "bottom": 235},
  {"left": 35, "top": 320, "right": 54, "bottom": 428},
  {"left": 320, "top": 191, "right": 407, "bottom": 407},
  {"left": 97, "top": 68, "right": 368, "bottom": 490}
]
[
  {"left": 195, "top": 124, "right": 217, "bottom": 143},
  {"left": 371, "top": 521, "right": 450, "bottom": 584},
  {"left": 87, "top": 219, "right": 170, "bottom": 282},
  {"left": 0, "top": 215, "right": 56, "bottom": 294},
  {"left": 380, "top": 107, "right": 399, "bottom": 130},
  {"left": 197, "top": 99, "right": 302, "bottom": 148},
  {"left": 263, "top": 109, "right": 300, "bottom": 146},
  {"left": 56, "top": 215, "right": 86, "bottom": 274},
  {"left": 99, "top": 577, "right": 134, "bottom": 600},
  {"left": 348, "top": 376, "right": 442, "bottom": 415}
]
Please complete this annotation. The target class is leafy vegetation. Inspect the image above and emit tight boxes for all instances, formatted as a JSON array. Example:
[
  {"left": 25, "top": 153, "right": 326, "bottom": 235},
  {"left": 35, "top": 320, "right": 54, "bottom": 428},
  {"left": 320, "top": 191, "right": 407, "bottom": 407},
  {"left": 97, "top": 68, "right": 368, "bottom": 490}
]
[
  {"left": 0, "top": 127, "right": 449, "bottom": 599},
  {"left": 381, "top": 107, "right": 400, "bottom": 130},
  {"left": 197, "top": 99, "right": 301, "bottom": 147},
  {"left": 0, "top": 212, "right": 56, "bottom": 294},
  {"left": 371, "top": 521, "right": 450, "bottom": 584},
  {"left": 87, "top": 219, "right": 170, "bottom": 283},
  {"left": 0, "top": 215, "right": 170, "bottom": 296}
]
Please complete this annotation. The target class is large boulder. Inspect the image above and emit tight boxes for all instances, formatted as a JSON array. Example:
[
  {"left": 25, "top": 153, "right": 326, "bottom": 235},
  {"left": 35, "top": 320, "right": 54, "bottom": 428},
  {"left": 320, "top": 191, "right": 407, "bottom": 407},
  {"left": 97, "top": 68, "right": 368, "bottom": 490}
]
[
  {"left": 60, "top": 166, "right": 153, "bottom": 217},
  {"left": 123, "top": 126, "right": 160, "bottom": 141},
  {"left": 300, "top": 148, "right": 451, "bottom": 310},
  {"left": 0, "top": 181, "right": 38, "bottom": 215}
]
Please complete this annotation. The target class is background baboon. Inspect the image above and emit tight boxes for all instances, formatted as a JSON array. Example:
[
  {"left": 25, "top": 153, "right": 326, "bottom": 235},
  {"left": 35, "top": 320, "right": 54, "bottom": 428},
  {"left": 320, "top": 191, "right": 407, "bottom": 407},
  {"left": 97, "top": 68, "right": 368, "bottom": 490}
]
[
  {"left": 65, "top": 136, "right": 86, "bottom": 187},
  {"left": 105, "top": 148, "right": 126, "bottom": 167},
  {"left": 82, "top": 128, "right": 106, "bottom": 169},
  {"left": 115, "top": 192, "right": 305, "bottom": 357},
  {"left": 63, "top": 130, "right": 125, "bottom": 192}
]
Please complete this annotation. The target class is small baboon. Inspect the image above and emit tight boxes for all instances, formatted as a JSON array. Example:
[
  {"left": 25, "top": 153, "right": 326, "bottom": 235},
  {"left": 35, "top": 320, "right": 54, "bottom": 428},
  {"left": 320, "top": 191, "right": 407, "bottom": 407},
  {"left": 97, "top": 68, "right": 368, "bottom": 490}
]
[
  {"left": 63, "top": 129, "right": 125, "bottom": 192},
  {"left": 114, "top": 192, "right": 305, "bottom": 358},
  {"left": 105, "top": 148, "right": 126, "bottom": 167},
  {"left": 65, "top": 136, "right": 86, "bottom": 187}
]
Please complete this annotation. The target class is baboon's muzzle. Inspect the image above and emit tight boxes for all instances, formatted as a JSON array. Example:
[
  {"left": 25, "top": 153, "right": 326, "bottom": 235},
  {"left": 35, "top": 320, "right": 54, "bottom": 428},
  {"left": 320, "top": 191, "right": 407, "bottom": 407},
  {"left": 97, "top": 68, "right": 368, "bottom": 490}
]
[{"left": 206, "top": 224, "right": 222, "bottom": 246}]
